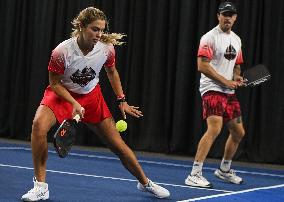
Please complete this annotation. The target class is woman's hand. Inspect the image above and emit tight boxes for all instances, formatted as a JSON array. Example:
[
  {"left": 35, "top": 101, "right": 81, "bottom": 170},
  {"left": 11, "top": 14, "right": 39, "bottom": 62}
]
[
  {"left": 118, "top": 102, "right": 143, "bottom": 119},
  {"left": 72, "top": 102, "right": 85, "bottom": 118}
]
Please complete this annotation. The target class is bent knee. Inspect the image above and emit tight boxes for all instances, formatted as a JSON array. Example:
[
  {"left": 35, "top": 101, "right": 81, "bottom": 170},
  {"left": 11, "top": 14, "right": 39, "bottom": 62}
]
[
  {"left": 232, "top": 128, "right": 245, "bottom": 142},
  {"left": 206, "top": 125, "right": 222, "bottom": 139},
  {"left": 238, "top": 128, "right": 245, "bottom": 139},
  {"left": 32, "top": 117, "right": 51, "bottom": 137},
  {"left": 206, "top": 116, "right": 223, "bottom": 138}
]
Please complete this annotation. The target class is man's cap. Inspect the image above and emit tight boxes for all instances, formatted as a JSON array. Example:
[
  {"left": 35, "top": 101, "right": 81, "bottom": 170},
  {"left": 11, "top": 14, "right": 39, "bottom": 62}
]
[{"left": 218, "top": 1, "right": 237, "bottom": 14}]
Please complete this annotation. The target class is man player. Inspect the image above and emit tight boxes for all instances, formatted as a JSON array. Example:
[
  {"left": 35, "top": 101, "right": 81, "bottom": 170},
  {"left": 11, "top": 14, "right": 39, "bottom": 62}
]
[{"left": 185, "top": 1, "right": 245, "bottom": 188}]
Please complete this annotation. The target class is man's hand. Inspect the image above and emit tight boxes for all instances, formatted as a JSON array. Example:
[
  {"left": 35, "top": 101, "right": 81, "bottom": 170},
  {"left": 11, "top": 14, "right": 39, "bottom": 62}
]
[
  {"left": 225, "top": 80, "right": 241, "bottom": 89},
  {"left": 233, "top": 75, "right": 245, "bottom": 87}
]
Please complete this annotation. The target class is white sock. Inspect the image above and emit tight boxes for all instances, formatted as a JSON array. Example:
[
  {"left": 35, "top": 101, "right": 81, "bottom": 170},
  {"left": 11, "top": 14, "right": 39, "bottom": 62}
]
[
  {"left": 220, "top": 159, "right": 232, "bottom": 172},
  {"left": 191, "top": 161, "right": 203, "bottom": 175}
]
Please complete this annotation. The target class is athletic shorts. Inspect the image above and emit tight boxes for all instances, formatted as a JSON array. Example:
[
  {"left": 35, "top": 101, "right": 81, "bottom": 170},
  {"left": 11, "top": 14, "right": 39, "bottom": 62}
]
[
  {"left": 40, "top": 84, "right": 112, "bottom": 124},
  {"left": 202, "top": 91, "right": 241, "bottom": 122}
]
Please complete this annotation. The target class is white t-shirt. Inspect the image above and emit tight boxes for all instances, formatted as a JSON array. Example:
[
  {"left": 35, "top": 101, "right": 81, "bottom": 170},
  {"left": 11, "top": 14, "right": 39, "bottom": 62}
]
[
  {"left": 48, "top": 37, "right": 115, "bottom": 94},
  {"left": 197, "top": 25, "right": 243, "bottom": 95}
]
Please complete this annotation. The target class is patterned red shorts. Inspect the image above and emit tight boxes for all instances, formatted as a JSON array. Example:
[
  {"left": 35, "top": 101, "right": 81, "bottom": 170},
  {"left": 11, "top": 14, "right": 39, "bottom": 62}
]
[
  {"left": 202, "top": 91, "right": 241, "bottom": 122},
  {"left": 41, "top": 84, "right": 111, "bottom": 124}
]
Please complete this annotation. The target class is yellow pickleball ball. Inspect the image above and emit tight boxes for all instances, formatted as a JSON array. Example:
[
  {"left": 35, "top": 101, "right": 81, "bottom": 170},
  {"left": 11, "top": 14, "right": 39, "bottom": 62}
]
[{"left": 116, "top": 120, "right": 127, "bottom": 132}]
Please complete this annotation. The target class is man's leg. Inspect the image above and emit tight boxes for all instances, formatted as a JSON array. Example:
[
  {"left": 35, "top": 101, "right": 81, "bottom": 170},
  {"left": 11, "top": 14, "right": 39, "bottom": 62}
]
[
  {"left": 195, "top": 116, "right": 223, "bottom": 162},
  {"left": 185, "top": 115, "right": 223, "bottom": 188},
  {"left": 214, "top": 116, "right": 245, "bottom": 184},
  {"left": 92, "top": 117, "right": 170, "bottom": 198},
  {"left": 22, "top": 105, "right": 56, "bottom": 201},
  {"left": 224, "top": 116, "right": 245, "bottom": 161}
]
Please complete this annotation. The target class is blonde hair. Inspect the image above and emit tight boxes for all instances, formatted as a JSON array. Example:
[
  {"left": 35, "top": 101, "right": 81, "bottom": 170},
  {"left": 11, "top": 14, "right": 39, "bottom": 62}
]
[{"left": 71, "top": 7, "right": 125, "bottom": 45}]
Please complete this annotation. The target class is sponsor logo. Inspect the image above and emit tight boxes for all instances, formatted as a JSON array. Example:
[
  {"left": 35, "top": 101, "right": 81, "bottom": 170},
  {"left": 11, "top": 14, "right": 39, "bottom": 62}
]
[
  {"left": 224, "top": 44, "right": 236, "bottom": 60},
  {"left": 70, "top": 67, "right": 96, "bottom": 87},
  {"left": 60, "top": 129, "right": 67, "bottom": 137}
]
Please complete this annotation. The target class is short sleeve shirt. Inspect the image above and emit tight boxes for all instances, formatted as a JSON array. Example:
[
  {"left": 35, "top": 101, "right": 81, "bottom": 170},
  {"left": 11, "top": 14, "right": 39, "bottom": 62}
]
[
  {"left": 197, "top": 25, "right": 243, "bottom": 95},
  {"left": 48, "top": 38, "right": 115, "bottom": 94}
]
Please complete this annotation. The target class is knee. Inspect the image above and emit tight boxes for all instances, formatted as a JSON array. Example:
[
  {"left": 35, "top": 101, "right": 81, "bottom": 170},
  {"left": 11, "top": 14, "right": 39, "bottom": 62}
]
[
  {"left": 32, "top": 117, "right": 49, "bottom": 137},
  {"left": 238, "top": 128, "right": 245, "bottom": 140},
  {"left": 206, "top": 116, "right": 223, "bottom": 140},
  {"left": 232, "top": 128, "right": 245, "bottom": 142},
  {"left": 206, "top": 125, "right": 222, "bottom": 140}
]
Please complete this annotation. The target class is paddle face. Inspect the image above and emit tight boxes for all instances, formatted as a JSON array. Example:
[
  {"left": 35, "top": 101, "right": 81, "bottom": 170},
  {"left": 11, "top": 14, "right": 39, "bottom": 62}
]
[
  {"left": 53, "top": 119, "right": 77, "bottom": 158},
  {"left": 243, "top": 64, "right": 271, "bottom": 87}
]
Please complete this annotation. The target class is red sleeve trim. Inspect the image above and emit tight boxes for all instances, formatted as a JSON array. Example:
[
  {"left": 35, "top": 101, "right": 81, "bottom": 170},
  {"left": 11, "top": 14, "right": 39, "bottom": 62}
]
[
  {"left": 48, "top": 50, "right": 65, "bottom": 74},
  {"left": 236, "top": 50, "right": 244, "bottom": 64},
  {"left": 104, "top": 45, "right": 116, "bottom": 68},
  {"left": 197, "top": 43, "right": 213, "bottom": 60}
]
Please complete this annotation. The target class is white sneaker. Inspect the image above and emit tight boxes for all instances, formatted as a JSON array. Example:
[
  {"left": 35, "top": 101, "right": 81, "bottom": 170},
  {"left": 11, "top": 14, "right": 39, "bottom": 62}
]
[
  {"left": 214, "top": 168, "right": 243, "bottom": 184},
  {"left": 185, "top": 172, "right": 212, "bottom": 188},
  {"left": 137, "top": 179, "right": 170, "bottom": 198},
  {"left": 21, "top": 177, "right": 49, "bottom": 201}
]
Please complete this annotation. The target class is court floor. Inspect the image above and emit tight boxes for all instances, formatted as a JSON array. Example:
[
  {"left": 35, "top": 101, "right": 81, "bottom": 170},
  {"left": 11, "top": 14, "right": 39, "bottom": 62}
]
[{"left": 0, "top": 140, "right": 283, "bottom": 201}]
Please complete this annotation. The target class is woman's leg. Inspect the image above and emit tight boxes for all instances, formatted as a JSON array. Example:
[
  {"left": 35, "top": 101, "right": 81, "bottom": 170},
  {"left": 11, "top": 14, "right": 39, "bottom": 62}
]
[
  {"left": 93, "top": 117, "right": 148, "bottom": 185},
  {"left": 31, "top": 105, "right": 57, "bottom": 182},
  {"left": 22, "top": 105, "right": 56, "bottom": 201},
  {"left": 90, "top": 117, "right": 170, "bottom": 198}
]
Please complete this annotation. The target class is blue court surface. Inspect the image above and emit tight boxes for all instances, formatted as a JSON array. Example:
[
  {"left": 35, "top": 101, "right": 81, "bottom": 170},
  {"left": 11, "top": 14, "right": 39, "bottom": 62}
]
[{"left": 0, "top": 141, "right": 284, "bottom": 202}]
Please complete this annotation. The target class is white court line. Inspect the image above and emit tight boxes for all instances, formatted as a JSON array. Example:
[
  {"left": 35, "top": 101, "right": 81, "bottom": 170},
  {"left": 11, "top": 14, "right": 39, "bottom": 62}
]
[
  {"left": 0, "top": 163, "right": 231, "bottom": 193},
  {"left": 177, "top": 183, "right": 284, "bottom": 201},
  {"left": 1, "top": 146, "right": 284, "bottom": 178}
]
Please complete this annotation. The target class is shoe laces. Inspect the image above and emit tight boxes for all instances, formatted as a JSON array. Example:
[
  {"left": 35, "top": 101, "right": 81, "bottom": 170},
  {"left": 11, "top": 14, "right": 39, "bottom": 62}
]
[
  {"left": 27, "top": 186, "right": 41, "bottom": 194},
  {"left": 145, "top": 180, "right": 160, "bottom": 192},
  {"left": 146, "top": 180, "right": 155, "bottom": 188},
  {"left": 193, "top": 171, "right": 210, "bottom": 183},
  {"left": 194, "top": 171, "right": 205, "bottom": 179},
  {"left": 228, "top": 169, "right": 236, "bottom": 176}
]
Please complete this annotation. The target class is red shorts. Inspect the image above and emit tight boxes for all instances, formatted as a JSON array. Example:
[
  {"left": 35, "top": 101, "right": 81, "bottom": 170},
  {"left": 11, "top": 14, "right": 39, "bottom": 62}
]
[
  {"left": 202, "top": 91, "right": 241, "bottom": 122},
  {"left": 40, "top": 85, "right": 112, "bottom": 124}
]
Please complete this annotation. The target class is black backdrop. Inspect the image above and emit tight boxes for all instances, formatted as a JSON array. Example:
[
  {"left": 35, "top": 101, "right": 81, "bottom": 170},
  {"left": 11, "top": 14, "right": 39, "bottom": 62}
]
[{"left": 1, "top": 0, "right": 284, "bottom": 164}]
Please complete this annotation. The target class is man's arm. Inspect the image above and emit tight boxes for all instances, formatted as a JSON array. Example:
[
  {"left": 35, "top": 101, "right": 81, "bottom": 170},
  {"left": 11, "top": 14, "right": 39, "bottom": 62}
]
[
  {"left": 233, "top": 64, "right": 244, "bottom": 83},
  {"left": 197, "top": 57, "right": 239, "bottom": 89},
  {"left": 233, "top": 64, "right": 241, "bottom": 76}
]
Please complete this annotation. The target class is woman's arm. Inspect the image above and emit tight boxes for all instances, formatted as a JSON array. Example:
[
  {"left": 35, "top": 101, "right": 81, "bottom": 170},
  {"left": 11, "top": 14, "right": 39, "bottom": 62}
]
[
  {"left": 105, "top": 66, "right": 142, "bottom": 119},
  {"left": 104, "top": 66, "right": 124, "bottom": 98},
  {"left": 49, "top": 71, "right": 84, "bottom": 117}
]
